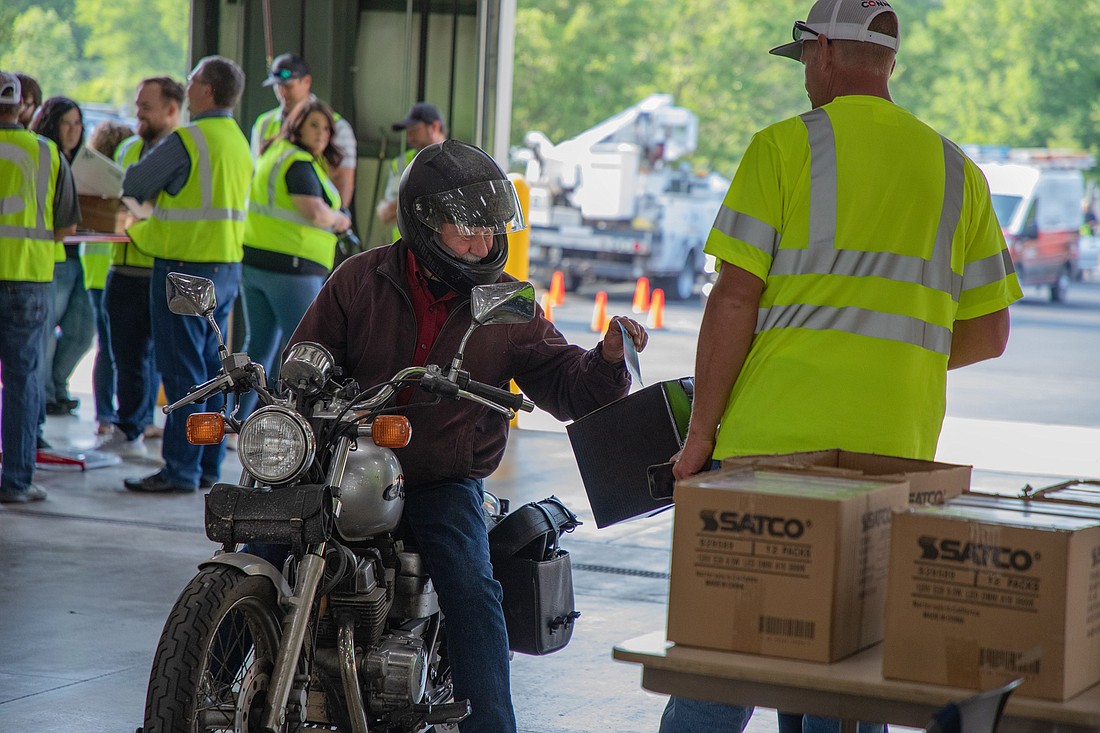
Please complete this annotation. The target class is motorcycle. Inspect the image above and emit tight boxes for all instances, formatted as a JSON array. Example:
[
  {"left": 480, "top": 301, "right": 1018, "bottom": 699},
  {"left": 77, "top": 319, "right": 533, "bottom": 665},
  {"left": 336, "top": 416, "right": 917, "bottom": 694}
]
[{"left": 140, "top": 272, "right": 542, "bottom": 733}]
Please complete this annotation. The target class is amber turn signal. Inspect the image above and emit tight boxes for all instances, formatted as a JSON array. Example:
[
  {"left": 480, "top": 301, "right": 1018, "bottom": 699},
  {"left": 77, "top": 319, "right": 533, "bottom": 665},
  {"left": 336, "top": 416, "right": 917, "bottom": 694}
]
[
  {"left": 371, "top": 415, "right": 411, "bottom": 448},
  {"left": 186, "top": 413, "right": 226, "bottom": 445}
]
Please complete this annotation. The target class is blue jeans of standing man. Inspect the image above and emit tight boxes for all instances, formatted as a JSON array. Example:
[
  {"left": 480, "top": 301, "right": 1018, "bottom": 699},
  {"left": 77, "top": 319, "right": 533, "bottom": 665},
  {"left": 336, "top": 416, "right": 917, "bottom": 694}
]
[
  {"left": 150, "top": 259, "right": 240, "bottom": 488},
  {"left": 0, "top": 281, "right": 50, "bottom": 493},
  {"left": 237, "top": 265, "right": 325, "bottom": 418},
  {"left": 105, "top": 269, "right": 159, "bottom": 441},
  {"left": 44, "top": 256, "right": 94, "bottom": 404},
  {"left": 86, "top": 287, "right": 118, "bottom": 424},
  {"left": 402, "top": 478, "right": 516, "bottom": 733}
]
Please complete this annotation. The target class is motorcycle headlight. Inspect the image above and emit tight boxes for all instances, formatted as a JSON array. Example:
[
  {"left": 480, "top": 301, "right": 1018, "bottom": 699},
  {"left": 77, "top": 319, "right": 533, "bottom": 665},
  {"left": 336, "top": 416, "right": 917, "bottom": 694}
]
[{"left": 238, "top": 406, "right": 315, "bottom": 485}]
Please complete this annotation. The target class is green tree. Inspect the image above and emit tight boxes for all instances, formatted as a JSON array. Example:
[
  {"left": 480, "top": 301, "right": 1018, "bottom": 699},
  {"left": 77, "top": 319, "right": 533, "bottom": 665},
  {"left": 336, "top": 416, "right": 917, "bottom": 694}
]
[{"left": 0, "top": 7, "right": 84, "bottom": 98}]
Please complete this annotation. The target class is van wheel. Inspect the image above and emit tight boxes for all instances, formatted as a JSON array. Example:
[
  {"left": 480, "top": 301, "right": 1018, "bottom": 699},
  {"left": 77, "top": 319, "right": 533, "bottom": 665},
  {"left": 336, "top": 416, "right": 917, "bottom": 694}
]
[{"left": 1051, "top": 266, "right": 1071, "bottom": 303}]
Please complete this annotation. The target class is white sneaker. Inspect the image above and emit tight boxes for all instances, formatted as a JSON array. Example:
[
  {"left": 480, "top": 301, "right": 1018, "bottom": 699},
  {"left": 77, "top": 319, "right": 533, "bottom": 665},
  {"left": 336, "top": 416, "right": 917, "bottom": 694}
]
[{"left": 97, "top": 431, "right": 147, "bottom": 458}]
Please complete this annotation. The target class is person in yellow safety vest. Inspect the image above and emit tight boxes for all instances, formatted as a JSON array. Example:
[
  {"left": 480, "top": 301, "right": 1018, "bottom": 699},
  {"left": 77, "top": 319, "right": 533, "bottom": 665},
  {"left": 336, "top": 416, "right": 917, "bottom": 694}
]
[
  {"left": 95, "top": 76, "right": 183, "bottom": 460},
  {"left": 376, "top": 102, "right": 447, "bottom": 244},
  {"left": 0, "top": 72, "right": 81, "bottom": 503},
  {"left": 237, "top": 98, "right": 351, "bottom": 418},
  {"left": 250, "top": 53, "right": 357, "bottom": 207},
  {"left": 82, "top": 120, "right": 135, "bottom": 436},
  {"left": 31, "top": 97, "right": 95, "bottom": 419},
  {"left": 659, "top": 2, "right": 1022, "bottom": 732},
  {"left": 119, "top": 56, "right": 252, "bottom": 494}
]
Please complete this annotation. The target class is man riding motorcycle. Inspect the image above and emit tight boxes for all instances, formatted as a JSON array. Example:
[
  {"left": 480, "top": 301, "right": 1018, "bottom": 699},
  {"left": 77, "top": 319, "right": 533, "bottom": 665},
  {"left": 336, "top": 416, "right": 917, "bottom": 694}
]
[{"left": 286, "top": 139, "right": 648, "bottom": 732}]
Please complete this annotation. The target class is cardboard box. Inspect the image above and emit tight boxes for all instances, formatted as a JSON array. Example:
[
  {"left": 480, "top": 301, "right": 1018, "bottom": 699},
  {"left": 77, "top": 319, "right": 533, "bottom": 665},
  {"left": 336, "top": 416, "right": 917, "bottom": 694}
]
[
  {"left": 567, "top": 378, "right": 692, "bottom": 528},
  {"left": 1023, "top": 480, "right": 1100, "bottom": 508},
  {"left": 667, "top": 467, "right": 909, "bottom": 662},
  {"left": 883, "top": 502, "right": 1100, "bottom": 700},
  {"left": 723, "top": 449, "right": 970, "bottom": 506},
  {"left": 77, "top": 194, "right": 131, "bottom": 234}
]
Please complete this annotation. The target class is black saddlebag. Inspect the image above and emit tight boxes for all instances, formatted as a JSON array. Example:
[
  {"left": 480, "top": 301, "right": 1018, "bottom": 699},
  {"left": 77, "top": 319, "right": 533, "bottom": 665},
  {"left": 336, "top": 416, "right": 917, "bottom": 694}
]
[{"left": 489, "top": 496, "right": 582, "bottom": 656}]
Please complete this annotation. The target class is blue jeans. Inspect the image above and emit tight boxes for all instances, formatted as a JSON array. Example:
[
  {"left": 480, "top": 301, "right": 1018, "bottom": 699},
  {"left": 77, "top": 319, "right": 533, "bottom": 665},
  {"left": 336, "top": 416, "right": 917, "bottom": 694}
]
[
  {"left": 237, "top": 265, "right": 325, "bottom": 417},
  {"left": 659, "top": 701, "right": 885, "bottom": 733},
  {"left": 403, "top": 478, "right": 516, "bottom": 733},
  {"left": 44, "top": 257, "right": 94, "bottom": 403},
  {"left": 0, "top": 281, "right": 50, "bottom": 492},
  {"left": 86, "top": 287, "right": 118, "bottom": 424},
  {"left": 105, "top": 270, "right": 159, "bottom": 440},
  {"left": 150, "top": 259, "right": 240, "bottom": 487}
]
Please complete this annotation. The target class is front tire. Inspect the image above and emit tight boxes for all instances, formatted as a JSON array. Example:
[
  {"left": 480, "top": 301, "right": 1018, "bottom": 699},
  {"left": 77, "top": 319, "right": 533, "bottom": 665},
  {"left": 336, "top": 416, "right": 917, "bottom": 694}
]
[{"left": 143, "top": 566, "right": 284, "bottom": 733}]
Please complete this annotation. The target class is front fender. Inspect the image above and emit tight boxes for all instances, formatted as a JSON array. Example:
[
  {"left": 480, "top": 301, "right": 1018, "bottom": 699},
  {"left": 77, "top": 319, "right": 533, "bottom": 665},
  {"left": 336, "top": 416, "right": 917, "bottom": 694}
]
[{"left": 199, "top": 552, "right": 294, "bottom": 602}]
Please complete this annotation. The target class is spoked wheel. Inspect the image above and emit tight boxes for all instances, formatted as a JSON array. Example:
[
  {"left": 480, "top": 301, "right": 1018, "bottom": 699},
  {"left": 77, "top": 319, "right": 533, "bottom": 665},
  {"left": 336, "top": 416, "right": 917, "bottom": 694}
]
[{"left": 142, "top": 566, "right": 285, "bottom": 733}]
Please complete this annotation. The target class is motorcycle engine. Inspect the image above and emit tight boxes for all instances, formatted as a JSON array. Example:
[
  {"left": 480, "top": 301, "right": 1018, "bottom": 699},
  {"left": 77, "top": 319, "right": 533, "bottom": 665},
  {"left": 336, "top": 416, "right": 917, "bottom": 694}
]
[
  {"left": 362, "top": 632, "right": 429, "bottom": 712},
  {"left": 336, "top": 443, "right": 405, "bottom": 542}
]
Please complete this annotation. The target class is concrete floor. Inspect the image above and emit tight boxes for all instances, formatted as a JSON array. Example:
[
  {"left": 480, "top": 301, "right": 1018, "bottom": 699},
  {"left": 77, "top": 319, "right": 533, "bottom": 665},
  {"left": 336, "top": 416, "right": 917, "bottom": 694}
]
[{"left": 2, "top": 383, "right": 1082, "bottom": 732}]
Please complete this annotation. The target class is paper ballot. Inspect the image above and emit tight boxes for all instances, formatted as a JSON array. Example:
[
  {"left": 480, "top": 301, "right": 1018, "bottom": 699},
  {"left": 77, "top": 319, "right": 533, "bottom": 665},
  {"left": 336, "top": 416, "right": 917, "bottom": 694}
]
[{"left": 71, "top": 145, "right": 124, "bottom": 198}]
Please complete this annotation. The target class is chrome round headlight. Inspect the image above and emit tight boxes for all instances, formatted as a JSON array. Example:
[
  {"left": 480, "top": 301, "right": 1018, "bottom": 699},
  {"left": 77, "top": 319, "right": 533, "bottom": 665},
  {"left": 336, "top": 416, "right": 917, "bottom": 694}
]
[{"left": 238, "top": 406, "right": 315, "bottom": 485}]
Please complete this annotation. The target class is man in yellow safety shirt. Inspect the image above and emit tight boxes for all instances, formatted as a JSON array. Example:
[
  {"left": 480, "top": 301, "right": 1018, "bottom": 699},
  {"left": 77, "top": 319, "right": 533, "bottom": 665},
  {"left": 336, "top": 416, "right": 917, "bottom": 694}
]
[
  {"left": 119, "top": 56, "right": 252, "bottom": 494},
  {"left": 660, "top": 1, "right": 1022, "bottom": 732},
  {"left": 0, "top": 71, "right": 80, "bottom": 503},
  {"left": 94, "top": 76, "right": 184, "bottom": 459}
]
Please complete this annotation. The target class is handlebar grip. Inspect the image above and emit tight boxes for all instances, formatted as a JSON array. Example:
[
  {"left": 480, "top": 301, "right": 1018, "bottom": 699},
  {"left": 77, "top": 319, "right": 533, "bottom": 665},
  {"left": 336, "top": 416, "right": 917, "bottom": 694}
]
[{"left": 462, "top": 379, "right": 534, "bottom": 413}]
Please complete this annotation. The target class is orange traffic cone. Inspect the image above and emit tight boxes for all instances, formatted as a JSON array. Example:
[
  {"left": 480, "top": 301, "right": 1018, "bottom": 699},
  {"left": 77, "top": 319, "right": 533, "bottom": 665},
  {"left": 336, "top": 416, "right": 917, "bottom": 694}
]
[
  {"left": 549, "top": 270, "right": 566, "bottom": 306},
  {"left": 540, "top": 292, "right": 554, "bottom": 323},
  {"left": 647, "top": 289, "right": 666, "bottom": 330},
  {"left": 632, "top": 276, "right": 651, "bottom": 314},
  {"left": 590, "top": 291, "right": 609, "bottom": 332}
]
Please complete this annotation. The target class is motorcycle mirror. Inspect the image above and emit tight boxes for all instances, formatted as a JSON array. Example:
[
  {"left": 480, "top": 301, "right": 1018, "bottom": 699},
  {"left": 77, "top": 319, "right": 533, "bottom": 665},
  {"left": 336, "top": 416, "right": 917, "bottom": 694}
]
[
  {"left": 449, "top": 282, "right": 537, "bottom": 379},
  {"left": 166, "top": 273, "right": 218, "bottom": 317},
  {"left": 470, "top": 281, "right": 536, "bottom": 326}
]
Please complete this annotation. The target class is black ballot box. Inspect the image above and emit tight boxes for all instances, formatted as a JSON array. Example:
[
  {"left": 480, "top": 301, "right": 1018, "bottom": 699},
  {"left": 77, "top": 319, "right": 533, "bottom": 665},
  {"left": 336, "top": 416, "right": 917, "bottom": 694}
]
[{"left": 566, "top": 378, "right": 693, "bottom": 528}]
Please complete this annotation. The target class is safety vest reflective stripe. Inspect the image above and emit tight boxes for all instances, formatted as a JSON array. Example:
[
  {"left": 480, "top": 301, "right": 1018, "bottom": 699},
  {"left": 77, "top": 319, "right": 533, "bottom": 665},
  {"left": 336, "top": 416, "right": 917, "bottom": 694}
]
[
  {"left": 713, "top": 206, "right": 779, "bottom": 258},
  {"left": 0, "top": 138, "right": 53, "bottom": 241},
  {"left": 248, "top": 146, "right": 315, "bottom": 228},
  {"left": 152, "top": 125, "right": 246, "bottom": 223},
  {"left": 962, "top": 249, "right": 1015, "bottom": 293},
  {"left": 757, "top": 108, "right": 965, "bottom": 355}
]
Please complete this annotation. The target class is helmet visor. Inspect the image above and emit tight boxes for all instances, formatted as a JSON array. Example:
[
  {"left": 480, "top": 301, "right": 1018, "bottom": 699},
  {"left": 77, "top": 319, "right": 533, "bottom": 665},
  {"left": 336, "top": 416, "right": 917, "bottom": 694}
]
[{"left": 413, "top": 179, "right": 526, "bottom": 237}]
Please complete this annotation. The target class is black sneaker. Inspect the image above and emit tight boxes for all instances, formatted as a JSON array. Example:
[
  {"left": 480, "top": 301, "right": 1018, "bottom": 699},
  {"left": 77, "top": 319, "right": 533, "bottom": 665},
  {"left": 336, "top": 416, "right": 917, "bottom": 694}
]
[
  {"left": 124, "top": 471, "right": 197, "bottom": 494},
  {"left": 37, "top": 435, "right": 53, "bottom": 450}
]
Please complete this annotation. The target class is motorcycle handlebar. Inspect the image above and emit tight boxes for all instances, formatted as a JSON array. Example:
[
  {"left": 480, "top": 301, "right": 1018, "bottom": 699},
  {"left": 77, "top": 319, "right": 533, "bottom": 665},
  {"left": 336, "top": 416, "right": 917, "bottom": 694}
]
[
  {"left": 457, "top": 376, "right": 534, "bottom": 413},
  {"left": 162, "top": 373, "right": 233, "bottom": 415}
]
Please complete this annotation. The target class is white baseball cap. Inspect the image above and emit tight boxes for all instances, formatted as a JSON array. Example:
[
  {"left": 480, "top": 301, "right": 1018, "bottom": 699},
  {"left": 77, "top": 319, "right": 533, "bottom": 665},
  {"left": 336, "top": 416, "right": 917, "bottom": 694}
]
[
  {"left": 0, "top": 72, "right": 21, "bottom": 105},
  {"left": 770, "top": 0, "right": 900, "bottom": 60}
]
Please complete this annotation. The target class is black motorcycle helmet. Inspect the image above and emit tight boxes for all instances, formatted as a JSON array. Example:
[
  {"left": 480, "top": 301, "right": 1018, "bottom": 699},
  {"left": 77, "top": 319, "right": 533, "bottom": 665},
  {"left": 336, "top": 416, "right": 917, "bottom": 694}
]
[{"left": 397, "top": 139, "right": 525, "bottom": 296}]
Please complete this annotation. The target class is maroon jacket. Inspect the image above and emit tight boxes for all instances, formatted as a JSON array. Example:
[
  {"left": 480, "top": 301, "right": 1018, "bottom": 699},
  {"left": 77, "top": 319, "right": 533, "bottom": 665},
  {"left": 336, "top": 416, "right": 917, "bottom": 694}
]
[{"left": 288, "top": 243, "right": 630, "bottom": 487}]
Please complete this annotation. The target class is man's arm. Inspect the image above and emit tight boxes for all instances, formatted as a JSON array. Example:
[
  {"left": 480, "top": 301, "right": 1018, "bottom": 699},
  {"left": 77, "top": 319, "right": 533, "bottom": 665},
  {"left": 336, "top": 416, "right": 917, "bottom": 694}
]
[
  {"left": 948, "top": 308, "right": 1010, "bottom": 370},
  {"left": 674, "top": 263, "right": 763, "bottom": 480},
  {"left": 52, "top": 154, "right": 80, "bottom": 238},
  {"left": 330, "top": 118, "right": 357, "bottom": 205},
  {"left": 121, "top": 132, "right": 189, "bottom": 204}
]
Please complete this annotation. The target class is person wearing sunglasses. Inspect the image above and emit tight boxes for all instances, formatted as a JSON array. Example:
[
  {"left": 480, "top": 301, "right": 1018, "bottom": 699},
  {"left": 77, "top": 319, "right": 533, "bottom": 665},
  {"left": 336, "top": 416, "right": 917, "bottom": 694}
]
[
  {"left": 660, "top": 1, "right": 1020, "bottom": 732},
  {"left": 250, "top": 53, "right": 358, "bottom": 207}
]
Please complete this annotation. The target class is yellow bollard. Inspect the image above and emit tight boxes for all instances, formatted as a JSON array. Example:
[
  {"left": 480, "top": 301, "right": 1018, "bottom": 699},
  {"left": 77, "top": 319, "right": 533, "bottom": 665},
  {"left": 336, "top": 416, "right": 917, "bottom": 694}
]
[{"left": 506, "top": 174, "right": 532, "bottom": 427}]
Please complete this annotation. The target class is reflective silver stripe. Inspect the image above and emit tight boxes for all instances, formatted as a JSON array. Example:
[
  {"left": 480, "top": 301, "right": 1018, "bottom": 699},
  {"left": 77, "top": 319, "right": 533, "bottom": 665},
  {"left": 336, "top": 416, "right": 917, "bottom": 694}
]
[
  {"left": 962, "top": 249, "right": 1015, "bottom": 293},
  {"left": 0, "top": 139, "right": 53, "bottom": 240},
  {"left": 152, "top": 124, "right": 245, "bottom": 223},
  {"left": 802, "top": 108, "right": 837, "bottom": 251},
  {"left": 713, "top": 205, "right": 780, "bottom": 258},
  {"left": 250, "top": 202, "right": 313, "bottom": 228},
  {"left": 758, "top": 303, "right": 953, "bottom": 356},
  {"left": 265, "top": 147, "right": 297, "bottom": 204},
  {"left": 0, "top": 224, "right": 54, "bottom": 241},
  {"left": 935, "top": 138, "right": 965, "bottom": 300},
  {"left": 154, "top": 207, "right": 246, "bottom": 222}
]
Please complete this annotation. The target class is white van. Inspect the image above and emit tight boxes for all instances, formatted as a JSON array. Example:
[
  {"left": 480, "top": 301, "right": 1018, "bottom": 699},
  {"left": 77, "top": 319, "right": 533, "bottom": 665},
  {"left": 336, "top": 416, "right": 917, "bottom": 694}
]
[{"left": 979, "top": 159, "right": 1085, "bottom": 302}]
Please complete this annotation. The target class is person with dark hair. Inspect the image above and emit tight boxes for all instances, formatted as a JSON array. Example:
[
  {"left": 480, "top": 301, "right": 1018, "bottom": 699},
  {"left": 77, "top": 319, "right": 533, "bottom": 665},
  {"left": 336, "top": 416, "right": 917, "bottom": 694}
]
[
  {"left": 96, "top": 76, "right": 183, "bottom": 458},
  {"left": 658, "top": 1, "right": 1021, "bottom": 732},
  {"left": 119, "top": 56, "right": 252, "bottom": 493},
  {"left": 31, "top": 96, "right": 95, "bottom": 419},
  {"left": 15, "top": 73, "right": 41, "bottom": 128},
  {"left": 0, "top": 72, "right": 81, "bottom": 503},
  {"left": 82, "top": 120, "right": 135, "bottom": 436},
  {"left": 286, "top": 139, "right": 648, "bottom": 732},
  {"left": 251, "top": 53, "right": 357, "bottom": 205},
  {"left": 236, "top": 98, "right": 352, "bottom": 418}
]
